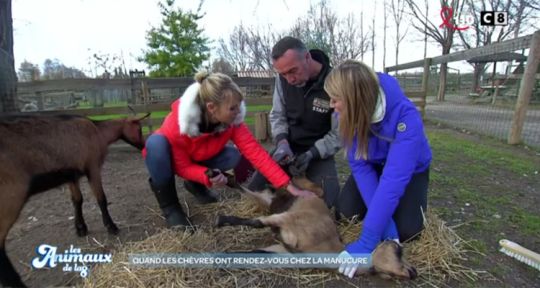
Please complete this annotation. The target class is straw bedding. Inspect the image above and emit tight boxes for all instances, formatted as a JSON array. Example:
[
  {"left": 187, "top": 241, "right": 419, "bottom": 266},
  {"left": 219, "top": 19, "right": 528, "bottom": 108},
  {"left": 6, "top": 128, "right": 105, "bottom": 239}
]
[{"left": 83, "top": 189, "right": 484, "bottom": 288}]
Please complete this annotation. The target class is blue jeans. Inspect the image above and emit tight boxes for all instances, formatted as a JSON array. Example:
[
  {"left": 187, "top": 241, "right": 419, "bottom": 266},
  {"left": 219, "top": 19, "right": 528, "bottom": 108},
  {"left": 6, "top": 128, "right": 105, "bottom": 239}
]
[{"left": 145, "top": 134, "right": 241, "bottom": 186}]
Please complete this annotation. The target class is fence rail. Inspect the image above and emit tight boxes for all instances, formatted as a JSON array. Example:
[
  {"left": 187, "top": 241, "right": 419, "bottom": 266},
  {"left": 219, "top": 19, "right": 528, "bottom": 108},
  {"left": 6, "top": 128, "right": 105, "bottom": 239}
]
[
  {"left": 384, "top": 30, "right": 540, "bottom": 147},
  {"left": 17, "top": 77, "right": 275, "bottom": 94},
  {"left": 13, "top": 75, "right": 430, "bottom": 140}
]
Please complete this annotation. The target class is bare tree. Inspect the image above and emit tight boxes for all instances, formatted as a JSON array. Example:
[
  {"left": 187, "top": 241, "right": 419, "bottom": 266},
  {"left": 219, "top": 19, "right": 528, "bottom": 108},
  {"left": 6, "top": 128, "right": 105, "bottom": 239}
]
[
  {"left": 246, "top": 25, "right": 281, "bottom": 70},
  {"left": 457, "top": 0, "right": 539, "bottom": 92},
  {"left": 423, "top": 0, "right": 429, "bottom": 59},
  {"left": 510, "top": 0, "right": 540, "bottom": 38},
  {"left": 289, "top": 0, "right": 337, "bottom": 58},
  {"left": 390, "top": 0, "right": 409, "bottom": 71},
  {"left": 42, "top": 59, "right": 86, "bottom": 80},
  {"left": 406, "top": 0, "right": 466, "bottom": 101},
  {"left": 0, "top": 0, "right": 18, "bottom": 112},
  {"left": 290, "top": 0, "right": 371, "bottom": 65},
  {"left": 360, "top": 11, "right": 365, "bottom": 61},
  {"left": 333, "top": 13, "right": 371, "bottom": 64},
  {"left": 383, "top": 0, "right": 388, "bottom": 70},
  {"left": 371, "top": 3, "right": 377, "bottom": 68},
  {"left": 218, "top": 23, "right": 281, "bottom": 71},
  {"left": 221, "top": 0, "right": 372, "bottom": 70},
  {"left": 17, "top": 60, "right": 41, "bottom": 82},
  {"left": 218, "top": 23, "right": 252, "bottom": 71},
  {"left": 211, "top": 57, "right": 235, "bottom": 75}
]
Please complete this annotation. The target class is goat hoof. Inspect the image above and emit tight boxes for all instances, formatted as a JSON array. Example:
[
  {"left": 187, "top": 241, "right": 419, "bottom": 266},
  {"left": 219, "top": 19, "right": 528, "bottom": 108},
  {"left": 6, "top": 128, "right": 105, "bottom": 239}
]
[
  {"left": 215, "top": 215, "right": 230, "bottom": 227},
  {"left": 406, "top": 265, "right": 418, "bottom": 280},
  {"left": 107, "top": 224, "right": 119, "bottom": 235},
  {"left": 215, "top": 215, "right": 225, "bottom": 227},
  {"left": 372, "top": 240, "right": 418, "bottom": 280},
  {"left": 75, "top": 225, "right": 88, "bottom": 237},
  {"left": 76, "top": 224, "right": 88, "bottom": 237}
]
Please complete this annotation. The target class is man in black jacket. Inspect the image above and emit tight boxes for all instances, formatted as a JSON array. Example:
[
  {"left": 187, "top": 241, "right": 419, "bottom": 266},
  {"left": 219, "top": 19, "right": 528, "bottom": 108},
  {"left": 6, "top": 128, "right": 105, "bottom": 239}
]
[{"left": 248, "top": 36, "right": 341, "bottom": 207}]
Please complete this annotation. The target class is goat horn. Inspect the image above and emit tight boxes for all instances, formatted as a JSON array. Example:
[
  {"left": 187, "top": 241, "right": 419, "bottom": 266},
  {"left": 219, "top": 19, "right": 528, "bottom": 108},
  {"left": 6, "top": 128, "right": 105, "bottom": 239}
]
[
  {"left": 136, "top": 112, "right": 151, "bottom": 121},
  {"left": 127, "top": 105, "right": 137, "bottom": 115}
]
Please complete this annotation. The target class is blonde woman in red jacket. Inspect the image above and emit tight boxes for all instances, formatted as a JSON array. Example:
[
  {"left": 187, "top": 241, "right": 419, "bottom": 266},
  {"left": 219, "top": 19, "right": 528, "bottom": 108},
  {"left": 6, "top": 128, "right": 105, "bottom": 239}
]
[{"left": 144, "top": 72, "right": 314, "bottom": 227}]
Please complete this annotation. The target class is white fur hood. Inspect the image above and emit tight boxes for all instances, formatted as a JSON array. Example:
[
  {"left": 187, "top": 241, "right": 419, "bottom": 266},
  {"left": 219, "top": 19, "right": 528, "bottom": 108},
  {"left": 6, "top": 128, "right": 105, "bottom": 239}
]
[{"left": 178, "top": 82, "right": 246, "bottom": 137}]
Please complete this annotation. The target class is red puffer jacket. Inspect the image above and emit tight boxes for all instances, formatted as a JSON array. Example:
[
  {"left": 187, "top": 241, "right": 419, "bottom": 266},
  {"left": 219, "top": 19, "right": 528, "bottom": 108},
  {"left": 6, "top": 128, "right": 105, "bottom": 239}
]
[{"left": 143, "top": 82, "right": 290, "bottom": 188}]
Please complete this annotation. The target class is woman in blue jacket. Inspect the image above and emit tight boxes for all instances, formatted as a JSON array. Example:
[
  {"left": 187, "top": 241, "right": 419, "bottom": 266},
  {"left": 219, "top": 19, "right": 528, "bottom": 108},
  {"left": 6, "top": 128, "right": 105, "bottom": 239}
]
[{"left": 324, "top": 60, "right": 432, "bottom": 278}]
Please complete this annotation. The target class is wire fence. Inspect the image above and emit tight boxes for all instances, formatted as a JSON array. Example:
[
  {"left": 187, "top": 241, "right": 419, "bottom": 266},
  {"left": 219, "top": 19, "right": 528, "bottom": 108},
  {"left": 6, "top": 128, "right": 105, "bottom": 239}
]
[{"left": 396, "top": 73, "right": 540, "bottom": 148}]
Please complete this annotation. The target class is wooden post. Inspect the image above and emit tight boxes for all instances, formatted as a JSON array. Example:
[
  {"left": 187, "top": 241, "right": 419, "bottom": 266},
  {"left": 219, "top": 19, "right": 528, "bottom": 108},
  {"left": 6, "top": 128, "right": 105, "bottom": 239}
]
[
  {"left": 141, "top": 80, "right": 150, "bottom": 104},
  {"left": 36, "top": 91, "right": 44, "bottom": 110},
  {"left": 420, "top": 58, "right": 431, "bottom": 118},
  {"left": 491, "top": 62, "right": 498, "bottom": 105},
  {"left": 508, "top": 30, "right": 540, "bottom": 145},
  {"left": 0, "top": 0, "right": 18, "bottom": 112},
  {"left": 145, "top": 115, "right": 153, "bottom": 134},
  {"left": 254, "top": 112, "right": 269, "bottom": 142}
]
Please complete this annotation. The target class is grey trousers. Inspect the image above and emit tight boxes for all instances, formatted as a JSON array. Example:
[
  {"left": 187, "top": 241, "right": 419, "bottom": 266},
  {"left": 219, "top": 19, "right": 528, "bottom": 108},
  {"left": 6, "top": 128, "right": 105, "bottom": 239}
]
[{"left": 247, "top": 156, "right": 340, "bottom": 208}]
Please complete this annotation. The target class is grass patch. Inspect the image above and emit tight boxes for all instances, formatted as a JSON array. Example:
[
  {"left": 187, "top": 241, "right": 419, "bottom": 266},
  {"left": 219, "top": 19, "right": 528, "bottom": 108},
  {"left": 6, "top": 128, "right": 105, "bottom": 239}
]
[
  {"left": 247, "top": 105, "right": 272, "bottom": 112},
  {"left": 78, "top": 101, "right": 129, "bottom": 108},
  {"left": 507, "top": 208, "right": 540, "bottom": 237},
  {"left": 428, "top": 128, "right": 539, "bottom": 239},
  {"left": 467, "top": 239, "right": 488, "bottom": 254},
  {"left": 87, "top": 105, "right": 267, "bottom": 122},
  {"left": 427, "top": 130, "right": 537, "bottom": 175}
]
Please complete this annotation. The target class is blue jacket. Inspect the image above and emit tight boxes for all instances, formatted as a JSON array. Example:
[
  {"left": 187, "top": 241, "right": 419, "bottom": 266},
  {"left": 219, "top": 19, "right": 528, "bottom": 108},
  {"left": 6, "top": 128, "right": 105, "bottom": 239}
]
[{"left": 347, "top": 73, "right": 431, "bottom": 254}]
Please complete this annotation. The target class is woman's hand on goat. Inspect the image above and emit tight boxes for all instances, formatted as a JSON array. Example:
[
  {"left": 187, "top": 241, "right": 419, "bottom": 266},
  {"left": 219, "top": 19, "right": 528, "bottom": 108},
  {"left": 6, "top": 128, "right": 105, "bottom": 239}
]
[
  {"left": 337, "top": 250, "right": 371, "bottom": 278},
  {"left": 209, "top": 170, "right": 228, "bottom": 188},
  {"left": 337, "top": 250, "right": 360, "bottom": 278},
  {"left": 286, "top": 182, "right": 316, "bottom": 197}
]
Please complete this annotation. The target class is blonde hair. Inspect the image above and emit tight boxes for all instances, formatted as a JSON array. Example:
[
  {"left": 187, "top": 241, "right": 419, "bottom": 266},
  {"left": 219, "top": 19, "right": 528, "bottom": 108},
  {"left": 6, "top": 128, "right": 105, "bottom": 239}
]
[
  {"left": 324, "top": 60, "right": 379, "bottom": 160},
  {"left": 194, "top": 71, "right": 244, "bottom": 106}
]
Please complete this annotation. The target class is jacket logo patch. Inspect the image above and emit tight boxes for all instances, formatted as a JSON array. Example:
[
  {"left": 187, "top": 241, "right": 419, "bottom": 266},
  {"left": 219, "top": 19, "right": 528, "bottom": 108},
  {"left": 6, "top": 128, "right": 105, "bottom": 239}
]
[
  {"left": 397, "top": 122, "right": 407, "bottom": 132},
  {"left": 312, "top": 98, "right": 330, "bottom": 113}
]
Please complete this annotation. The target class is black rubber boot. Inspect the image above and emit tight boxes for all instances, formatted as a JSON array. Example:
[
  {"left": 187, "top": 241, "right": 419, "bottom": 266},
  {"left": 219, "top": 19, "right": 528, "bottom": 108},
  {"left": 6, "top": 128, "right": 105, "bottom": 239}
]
[
  {"left": 183, "top": 181, "right": 219, "bottom": 204},
  {"left": 149, "top": 178, "right": 190, "bottom": 227}
]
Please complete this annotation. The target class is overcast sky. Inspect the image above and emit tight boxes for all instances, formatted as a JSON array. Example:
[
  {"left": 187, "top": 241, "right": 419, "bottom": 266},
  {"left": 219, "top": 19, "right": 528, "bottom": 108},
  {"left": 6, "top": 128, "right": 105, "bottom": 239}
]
[{"left": 12, "top": 0, "right": 509, "bottom": 76}]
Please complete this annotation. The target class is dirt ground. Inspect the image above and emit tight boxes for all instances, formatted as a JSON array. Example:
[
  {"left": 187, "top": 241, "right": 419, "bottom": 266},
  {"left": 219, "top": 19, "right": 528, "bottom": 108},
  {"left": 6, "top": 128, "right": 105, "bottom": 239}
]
[{"left": 6, "top": 123, "right": 540, "bottom": 287}]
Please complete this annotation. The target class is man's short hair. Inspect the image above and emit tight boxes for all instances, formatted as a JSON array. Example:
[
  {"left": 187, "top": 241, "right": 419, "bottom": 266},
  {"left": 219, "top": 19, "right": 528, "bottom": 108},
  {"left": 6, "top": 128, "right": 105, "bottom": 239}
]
[{"left": 271, "top": 36, "right": 307, "bottom": 60}]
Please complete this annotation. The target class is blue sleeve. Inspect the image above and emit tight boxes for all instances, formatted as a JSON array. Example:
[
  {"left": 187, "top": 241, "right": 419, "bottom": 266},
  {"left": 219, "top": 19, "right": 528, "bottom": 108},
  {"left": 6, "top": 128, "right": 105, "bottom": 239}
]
[
  {"left": 346, "top": 146, "right": 398, "bottom": 254},
  {"left": 348, "top": 149, "right": 379, "bottom": 204},
  {"left": 360, "top": 110, "right": 424, "bottom": 252}
]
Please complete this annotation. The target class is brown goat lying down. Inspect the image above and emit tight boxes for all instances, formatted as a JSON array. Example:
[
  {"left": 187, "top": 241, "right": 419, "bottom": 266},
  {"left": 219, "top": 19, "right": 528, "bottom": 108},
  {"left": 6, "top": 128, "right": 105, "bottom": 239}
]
[
  {"left": 216, "top": 175, "right": 417, "bottom": 280},
  {"left": 0, "top": 113, "right": 149, "bottom": 288}
]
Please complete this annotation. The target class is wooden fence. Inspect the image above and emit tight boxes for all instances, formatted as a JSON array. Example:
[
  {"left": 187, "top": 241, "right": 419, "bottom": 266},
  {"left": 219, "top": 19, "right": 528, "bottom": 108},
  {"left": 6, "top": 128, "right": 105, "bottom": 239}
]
[
  {"left": 17, "top": 76, "right": 274, "bottom": 110},
  {"left": 15, "top": 75, "right": 429, "bottom": 141},
  {"left": 384, "top": 30, "right": 540, "bottom": 145}
]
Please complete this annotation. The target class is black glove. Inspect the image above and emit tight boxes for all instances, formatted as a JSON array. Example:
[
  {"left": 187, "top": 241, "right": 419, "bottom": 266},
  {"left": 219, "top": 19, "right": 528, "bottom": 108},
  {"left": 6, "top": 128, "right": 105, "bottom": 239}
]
[
  {"left": 272, "top": 139, "right": 294, "bottom": 165},
  {"left": 292, "top": 150, "right": 314, "bottom": 174}
]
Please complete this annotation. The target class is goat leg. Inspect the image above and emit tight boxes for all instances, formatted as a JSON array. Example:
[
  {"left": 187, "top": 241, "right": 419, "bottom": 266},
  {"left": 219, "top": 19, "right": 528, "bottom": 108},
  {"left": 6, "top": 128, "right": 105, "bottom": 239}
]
[
  {"left": 87, "top": 171, "right": 119, "bottom": 235},
  {"left": 216, "top": 215, "right": 265, "bottom": 228},
  {"left": 371, "top": 240, "right": 418, "bottom": 280},
  {"left": 68, "top": 182, "right": 88, "bottom": 236},
  {"left": 0, "top": 248, "right": 26, "bottom": 288},
  {"left": 0, "top": 183, "right": 28, "bottom": 287}
]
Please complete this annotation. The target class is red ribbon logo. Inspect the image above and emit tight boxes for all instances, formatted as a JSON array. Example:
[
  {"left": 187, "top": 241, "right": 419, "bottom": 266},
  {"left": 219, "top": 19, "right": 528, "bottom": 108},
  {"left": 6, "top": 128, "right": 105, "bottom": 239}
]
[{"left": 439, "top": 6, "right": 469, "bottom": 31}]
